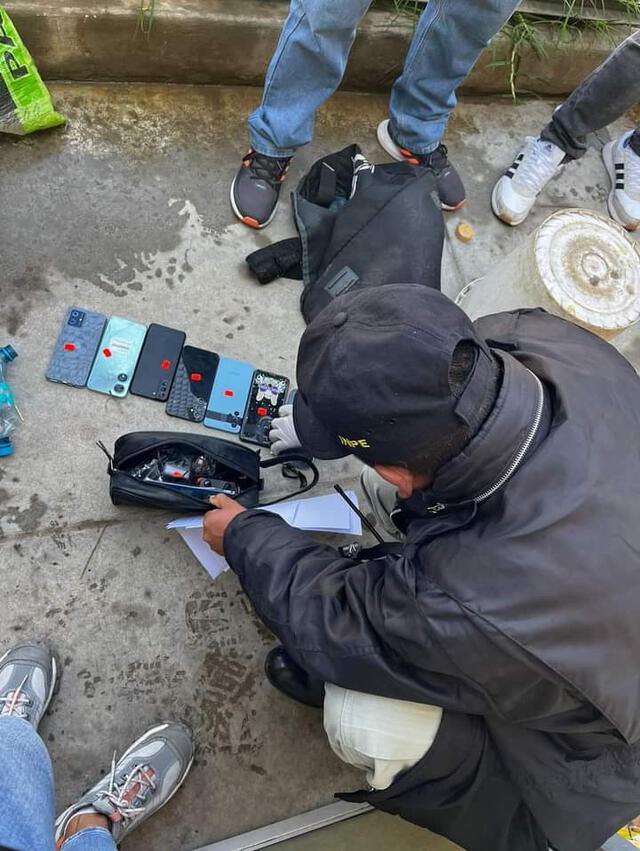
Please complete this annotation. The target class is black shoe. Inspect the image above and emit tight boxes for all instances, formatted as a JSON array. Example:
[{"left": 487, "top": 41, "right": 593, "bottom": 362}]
[
  {"left": 265, "top": 646, "right": 325, "bottom": 708},
  {"left": 377, "top": 118, "right": 465, "bottom": 211},
  {"left": 230, "top": 149, "right": 292, "bottom": 229}
]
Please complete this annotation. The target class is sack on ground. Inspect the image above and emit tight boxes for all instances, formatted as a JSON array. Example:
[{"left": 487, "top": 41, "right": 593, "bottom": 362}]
[{"left": 0, "top": 6, "right": 65, "bottom": 135}]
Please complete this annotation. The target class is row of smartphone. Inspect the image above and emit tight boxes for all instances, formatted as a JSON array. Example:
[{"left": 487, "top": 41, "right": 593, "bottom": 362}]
[{"left": 45, "top": 307, "right": 290, "bottom": 447}]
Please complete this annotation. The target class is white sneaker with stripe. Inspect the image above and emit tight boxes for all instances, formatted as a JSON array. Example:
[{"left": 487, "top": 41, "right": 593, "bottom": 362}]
[
  {"left": 491, "top": 136, "right": 565, "bottom": 226},
  {"left": 602, "top": 130, "right": 640, "bottom": 232}
]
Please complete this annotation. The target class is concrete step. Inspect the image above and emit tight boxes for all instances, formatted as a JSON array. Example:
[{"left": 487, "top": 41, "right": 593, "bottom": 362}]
[
  {"left": 7, "top": 0, "right": 638, "bottom": 96},
  {"left": 267, "top": 810, "right": 460, "bottom": 850}
]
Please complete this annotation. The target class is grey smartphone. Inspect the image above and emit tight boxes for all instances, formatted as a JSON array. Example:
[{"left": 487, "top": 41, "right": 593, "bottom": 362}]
[{"left": 45, "top": 307, "right": 107, "bottom": 388}]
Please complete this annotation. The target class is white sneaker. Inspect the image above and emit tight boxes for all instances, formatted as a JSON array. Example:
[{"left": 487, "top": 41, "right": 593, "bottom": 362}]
[
  {"left": 602, "top": 130, "right": 640, "bottom": 231},
  {"left": 491, "top": 137, "right": 565, "bottom": 226}
]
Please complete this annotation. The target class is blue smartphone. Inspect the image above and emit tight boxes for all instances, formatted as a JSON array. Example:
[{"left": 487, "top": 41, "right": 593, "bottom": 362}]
[
  {"left": 87, "top": 316, "right": 147, "bottom": 398},
  {"left": 203, "top": 357, "right": 254, "bottom": 434},
  {"left": 46, "top": 307, "right": 107, "bottom": 388}
]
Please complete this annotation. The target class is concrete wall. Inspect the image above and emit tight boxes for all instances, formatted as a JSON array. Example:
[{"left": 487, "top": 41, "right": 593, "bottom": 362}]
[{"left": 8, "top": 0, "right": 638, "bottom": 95}]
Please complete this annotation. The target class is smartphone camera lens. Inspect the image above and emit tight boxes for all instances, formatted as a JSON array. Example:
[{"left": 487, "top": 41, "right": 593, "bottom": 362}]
[
  {"left": 114, "top": 384, "right": 125, "bottom": 394},
  {"left": 118, "top": 373, "right": 128, "bottom": 382}
]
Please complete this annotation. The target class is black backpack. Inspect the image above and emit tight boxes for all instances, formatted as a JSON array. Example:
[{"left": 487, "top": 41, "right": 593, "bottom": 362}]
[{"left": 246, "top": 144, "right": 444, "bottom": 323}]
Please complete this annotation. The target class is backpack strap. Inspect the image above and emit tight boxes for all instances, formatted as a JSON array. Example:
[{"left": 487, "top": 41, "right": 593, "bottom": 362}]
[{"left": 258, "top": 454, "right": 320, "bottom": 505}]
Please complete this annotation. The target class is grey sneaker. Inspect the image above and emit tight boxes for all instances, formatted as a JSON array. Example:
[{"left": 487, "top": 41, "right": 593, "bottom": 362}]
[
  {"left": 55, "top": 722, "right": 194, "bottom": 847},
  {"left": 230, "top": 148, "right": 292, "bottom": 229},
  {"left": 377, "top": 118, "right": 466, "bottom": 211},
  {"left": 0, "top": 641, "right": 58, "bottom": 729}
]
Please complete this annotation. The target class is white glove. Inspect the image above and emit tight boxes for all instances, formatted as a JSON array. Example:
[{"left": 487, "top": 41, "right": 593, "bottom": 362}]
[{"left": 269, "top": 403, "right": 302, "bottom": 455}]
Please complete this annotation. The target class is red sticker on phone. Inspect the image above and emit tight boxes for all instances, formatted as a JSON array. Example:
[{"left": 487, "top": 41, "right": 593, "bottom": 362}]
[
  {"left": 224, "top": 389, "right": 234, "bottom": 397},
  {"left": 103, "top": 348, "right": 112, "bottom": 358},
  {"left": 161, "top": 360, "right": 171, "bottom": 370},
  {"left": 190, "top": 373, "right": 202, "bottom": 382},
  {"left": 63, "top": 343, "right": 76, "bottom": 352}
]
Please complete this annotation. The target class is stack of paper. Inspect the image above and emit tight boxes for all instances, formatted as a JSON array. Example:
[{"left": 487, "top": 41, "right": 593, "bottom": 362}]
[{"left": 167, "top": 490, "right": 362, "bottom": 580}]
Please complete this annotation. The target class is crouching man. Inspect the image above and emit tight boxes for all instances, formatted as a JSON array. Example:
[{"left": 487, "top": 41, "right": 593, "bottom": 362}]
[{"left": 203, "top": 285, "right": 640, "bottom": 851}]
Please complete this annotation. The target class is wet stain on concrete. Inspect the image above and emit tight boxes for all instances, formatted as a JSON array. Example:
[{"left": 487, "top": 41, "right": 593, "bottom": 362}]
[
  {"left": 48, "top": 520, "right": 74, "bottom": 557},
  {"left": 110, "top": 601, "right": 155, "bottom": 627},
  {"left": 88, "top": 567, "right": 119, "bottom": 595},
  {"left": 185, "top": 647, "right": 261, "bottom": 757},
  {"left": 1, "top": 265, "right": 50, "bottom": 336},
  {"left": 0, "top": 493, "right": 48, "bottom": 536}
]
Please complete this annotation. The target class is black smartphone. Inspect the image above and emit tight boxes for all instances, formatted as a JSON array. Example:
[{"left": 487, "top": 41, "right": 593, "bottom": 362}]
[
  {"left": 240, "top": 370, "right": 290, "bottom": 447},
  {"left": 130, "top": 323, "right": 186, "bottom": 402},
  {"left": 165, "top": 346, "right": 220, "bottom": 422}
]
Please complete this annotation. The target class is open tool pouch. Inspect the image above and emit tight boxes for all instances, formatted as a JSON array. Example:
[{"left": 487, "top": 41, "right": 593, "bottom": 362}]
[{"left": 99, "top": 431, "right": 318, "bottom": 512}]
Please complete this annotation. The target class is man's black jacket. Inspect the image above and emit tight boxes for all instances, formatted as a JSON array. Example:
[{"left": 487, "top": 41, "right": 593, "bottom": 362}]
[{"left": 224, "top": 309, "right": 640, "bottom": 851}]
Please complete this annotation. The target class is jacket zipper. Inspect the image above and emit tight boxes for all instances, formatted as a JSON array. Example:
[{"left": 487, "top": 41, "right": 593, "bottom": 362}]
[{"left": 427, "top": 371, "right": 545, "bottom": 513}]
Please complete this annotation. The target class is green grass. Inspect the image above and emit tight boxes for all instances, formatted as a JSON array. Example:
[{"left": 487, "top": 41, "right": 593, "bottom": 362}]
[{"left": 137, "top": 0, "right": 155, "bottom": 35}]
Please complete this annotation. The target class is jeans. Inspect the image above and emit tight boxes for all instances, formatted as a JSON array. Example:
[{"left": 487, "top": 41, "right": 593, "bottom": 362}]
[
  {"left": 249, "top": 0, "right": 520, "bottom": 157},
  {"left": 541, "top": 29, "right": 640, "bottom": 160},
  {"left": 0, "top": 717, "right": 116, "bottom": 851}
]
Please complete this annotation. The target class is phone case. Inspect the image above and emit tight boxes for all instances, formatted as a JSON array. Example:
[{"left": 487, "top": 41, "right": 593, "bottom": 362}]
[
  {"left": 45, "top": 307, "right": 107, "bottom": 388},
  {"left": 203, "top": 357, "right": 254, "bottom": 434},
  {"left": 240, "top": 370, "right": 290, "bottom": 447},
  {"left": 87, "top": 316, "right": 147, "bottom": 398},
  {"left": 165, "top": 346, "right": 220, "bottom": 422}
]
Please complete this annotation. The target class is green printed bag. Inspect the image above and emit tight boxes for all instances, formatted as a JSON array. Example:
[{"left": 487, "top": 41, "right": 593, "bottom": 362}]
[{"left": 0, "top": 6, "right": 65, "bottom": 134}]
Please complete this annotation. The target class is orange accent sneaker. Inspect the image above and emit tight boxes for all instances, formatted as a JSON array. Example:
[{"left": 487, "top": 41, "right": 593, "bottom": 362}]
[
  {"left": 231, "top": 148, "right": 292, "bottom": 229},
  {"left": 377, "top": 119, "right": 465, "bottom": 211}
]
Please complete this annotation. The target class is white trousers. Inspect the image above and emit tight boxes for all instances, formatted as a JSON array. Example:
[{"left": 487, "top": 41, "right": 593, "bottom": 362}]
[
  {"left": 322, "top": 468, "right": 443, "bottom": 791},
  {"left": 323, "top": 683, "right": 443, "bottom": 790}
]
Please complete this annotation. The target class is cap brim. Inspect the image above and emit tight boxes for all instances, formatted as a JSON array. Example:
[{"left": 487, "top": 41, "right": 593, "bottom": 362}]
[{"left": 294, "top": 393, "right": 350, "bottom": 460}]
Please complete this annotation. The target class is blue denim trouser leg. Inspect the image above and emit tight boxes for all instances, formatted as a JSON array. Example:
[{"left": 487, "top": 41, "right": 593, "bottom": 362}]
[
  {"left": 0, "top": 717, "right": 115, "bottom": 851},
  {"left": 389, "top": 0, "right": 521, "bottom": 154},
  {"left": 60, "top": 828, "right": 116, "bottom": 851},
  {"left": 248, "top": 0, "right": 519, "bottom": 157},
  {"left": 0, "top": 716, "right": 54, "bottom": 851},
  {"left": 249, "top": 0, "right": 372, "bottom": 157},
  {"left": 540, "top": 30, "right": 640, "bottom": 160}
]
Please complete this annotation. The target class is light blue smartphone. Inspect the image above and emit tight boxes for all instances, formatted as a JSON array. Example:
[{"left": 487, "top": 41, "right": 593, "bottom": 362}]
[
  {"left": 87, "top": 316, "right": 147, "bottom": 398},
  {"left": 203, "top": 357, "right": 254, "bottom": 433}
]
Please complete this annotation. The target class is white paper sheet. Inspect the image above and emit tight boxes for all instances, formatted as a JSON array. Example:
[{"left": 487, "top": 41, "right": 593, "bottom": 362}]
[{"left": 167, "top": 491, "right": 362, "bottom": 580}]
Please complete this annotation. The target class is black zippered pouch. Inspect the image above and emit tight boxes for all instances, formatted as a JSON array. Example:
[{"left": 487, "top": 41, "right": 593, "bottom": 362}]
[{"left": 99, "top": 431, "right": 318, "bottom": 513}]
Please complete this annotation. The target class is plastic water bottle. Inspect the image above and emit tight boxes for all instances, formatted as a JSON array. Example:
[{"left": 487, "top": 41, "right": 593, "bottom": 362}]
[{"left": 0, "top": 345, "right": 19, "bottom": 458}]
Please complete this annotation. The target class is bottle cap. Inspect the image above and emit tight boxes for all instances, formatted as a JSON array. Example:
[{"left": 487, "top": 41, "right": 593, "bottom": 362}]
[
  {"left": 0, "top": 346, "right": 17, "bottom": 363},
  {"left": 0, "top": 438, "right": 13, "bottom": 457}
]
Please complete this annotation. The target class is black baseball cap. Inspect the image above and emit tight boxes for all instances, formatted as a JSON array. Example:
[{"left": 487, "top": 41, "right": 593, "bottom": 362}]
[{"left": 294, "top": 284, "right": 496, "bottom": 464}]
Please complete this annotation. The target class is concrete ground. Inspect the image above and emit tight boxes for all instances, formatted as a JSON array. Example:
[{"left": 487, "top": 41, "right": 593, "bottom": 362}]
[{"left": 0, "top": 82, "right": 638, "bottom": 851}]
